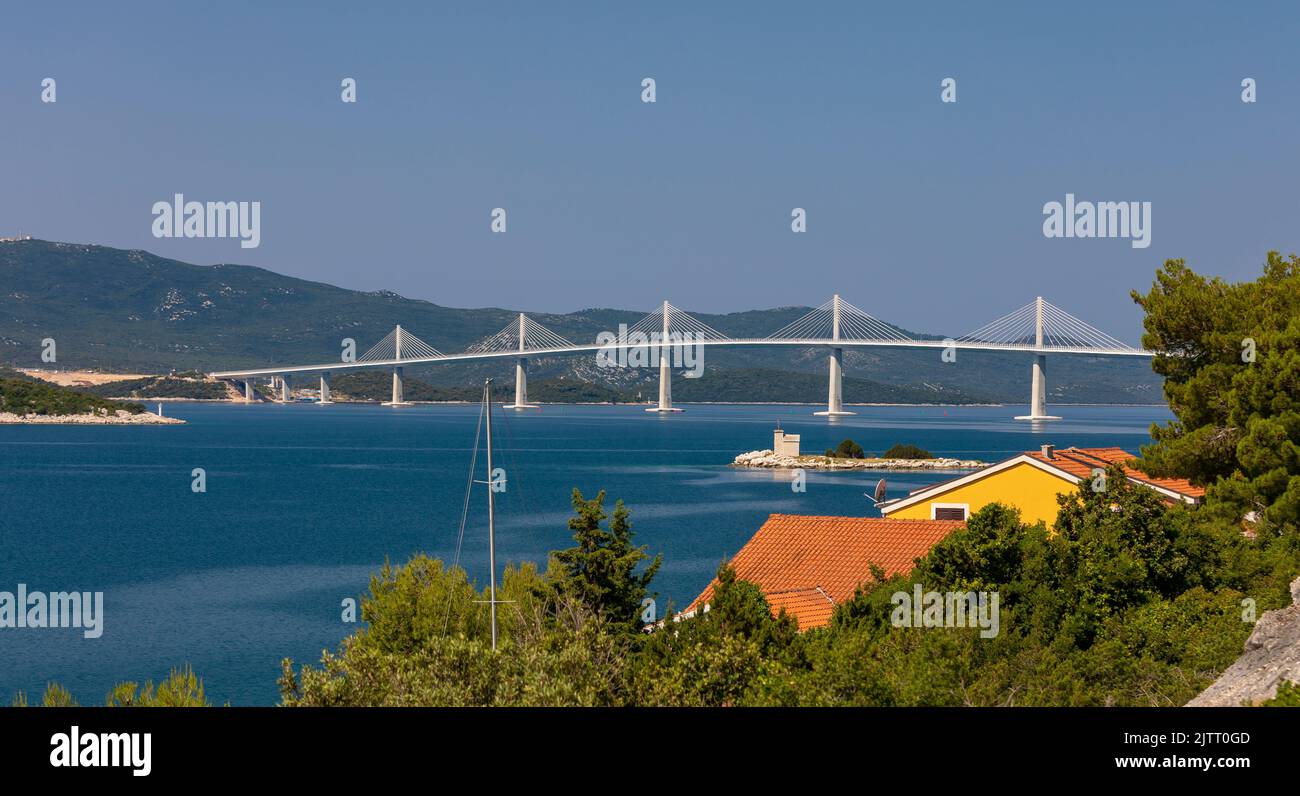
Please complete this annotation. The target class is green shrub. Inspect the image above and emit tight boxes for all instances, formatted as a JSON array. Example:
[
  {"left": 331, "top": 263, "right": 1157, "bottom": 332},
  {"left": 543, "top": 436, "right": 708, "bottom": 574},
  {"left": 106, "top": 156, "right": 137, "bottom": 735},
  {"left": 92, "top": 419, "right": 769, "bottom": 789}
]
[
  {"left": 835, "top": 439, "right": 865, "bottom": 459},
  {"left": 0, "top": 377, "right": 144, "bottom": 416},
  {"left": 882, "top": 443, "right": 932, "bottom": 459},
  {"left": 11, "top": 666, "right": 211, "bottom": 707},
  {"left": 1263, "top": 680, "right": 1300, "bottom": 706}
]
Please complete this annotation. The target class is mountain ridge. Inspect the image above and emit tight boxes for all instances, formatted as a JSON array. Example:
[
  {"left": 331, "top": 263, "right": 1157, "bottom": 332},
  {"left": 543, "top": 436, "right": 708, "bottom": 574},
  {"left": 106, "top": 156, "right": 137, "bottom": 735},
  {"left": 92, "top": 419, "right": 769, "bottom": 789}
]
[{"left": 0, "top": 239, "right": 1163, "bottom": 404}]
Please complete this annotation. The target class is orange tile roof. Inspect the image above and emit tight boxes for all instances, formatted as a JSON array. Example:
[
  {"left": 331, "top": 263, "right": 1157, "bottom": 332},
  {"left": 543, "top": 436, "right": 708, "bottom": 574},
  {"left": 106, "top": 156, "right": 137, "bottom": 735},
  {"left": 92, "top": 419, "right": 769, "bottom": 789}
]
[
  {"left": 1026, "top": 446, "right": 1205, "bottom": 500},
  {"left": 766, "top": 588, "right": 836, "bottom": 630},
  {"left": 684, "top": 515, "right": 965, "bottom": 631}
]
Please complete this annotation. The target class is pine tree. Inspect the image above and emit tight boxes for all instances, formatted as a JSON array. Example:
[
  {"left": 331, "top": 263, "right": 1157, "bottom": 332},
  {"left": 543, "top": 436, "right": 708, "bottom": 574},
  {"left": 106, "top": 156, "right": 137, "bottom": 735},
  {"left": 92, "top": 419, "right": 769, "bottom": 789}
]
[
  {"left": 553, "top": 489, "right": 662, "bottom": 631},
  {"left": 1132, "top": 252, "right": 1300, "bottom": 535}
]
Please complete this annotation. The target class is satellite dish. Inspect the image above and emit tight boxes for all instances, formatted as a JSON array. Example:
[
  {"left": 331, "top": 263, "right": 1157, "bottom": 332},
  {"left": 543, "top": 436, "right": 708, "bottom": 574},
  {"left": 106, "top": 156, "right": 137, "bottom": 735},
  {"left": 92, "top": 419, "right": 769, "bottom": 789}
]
[{"left": 864, "top": 478, "right": 888, "bottom": 506}]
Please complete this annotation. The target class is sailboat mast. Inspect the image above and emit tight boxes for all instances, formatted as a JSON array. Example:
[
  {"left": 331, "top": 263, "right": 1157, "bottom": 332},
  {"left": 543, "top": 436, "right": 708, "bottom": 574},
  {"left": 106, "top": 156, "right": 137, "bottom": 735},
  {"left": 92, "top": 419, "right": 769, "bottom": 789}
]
[{"left": 484, "top": 378, "right": 498, "bottom": 651}]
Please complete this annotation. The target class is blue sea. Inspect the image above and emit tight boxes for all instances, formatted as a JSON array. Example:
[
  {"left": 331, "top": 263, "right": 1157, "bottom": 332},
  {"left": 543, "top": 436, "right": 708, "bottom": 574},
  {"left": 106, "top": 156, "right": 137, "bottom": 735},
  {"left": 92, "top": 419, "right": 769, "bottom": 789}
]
[{"left": 0, "top": 402, "right": 1171, "bottom": 705}]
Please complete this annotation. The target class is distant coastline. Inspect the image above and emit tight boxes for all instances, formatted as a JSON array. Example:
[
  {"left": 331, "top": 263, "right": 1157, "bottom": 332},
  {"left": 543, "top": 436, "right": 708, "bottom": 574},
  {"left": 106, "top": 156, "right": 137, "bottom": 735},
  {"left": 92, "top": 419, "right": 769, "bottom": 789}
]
[
  {"left": 87, "top": 398, "right": 1167, "bottom": 408},
  {"left": 9, "top": 369, "right": 1169, "bottom": 409}
]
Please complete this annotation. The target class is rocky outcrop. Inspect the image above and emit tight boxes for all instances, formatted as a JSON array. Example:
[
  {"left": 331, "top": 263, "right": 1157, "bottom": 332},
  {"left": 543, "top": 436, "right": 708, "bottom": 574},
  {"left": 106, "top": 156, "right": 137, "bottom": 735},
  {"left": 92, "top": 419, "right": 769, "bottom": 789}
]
[
  {"left": 1187, "top": 576, "right": 1300, "bottom": 706},
  {"left": 0, "top": 409, "right": 184, "bottom": 425},
  {"left": 732, "top": 449, "right": 985, "bottom": 471}
]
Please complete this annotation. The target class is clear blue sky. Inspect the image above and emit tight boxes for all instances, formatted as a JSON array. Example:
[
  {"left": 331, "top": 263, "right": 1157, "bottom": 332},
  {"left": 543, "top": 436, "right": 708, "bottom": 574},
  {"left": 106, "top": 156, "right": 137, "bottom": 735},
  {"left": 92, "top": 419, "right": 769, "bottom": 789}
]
[{"left": 3, "top": 1, "right": 1298, "bottom": 342}]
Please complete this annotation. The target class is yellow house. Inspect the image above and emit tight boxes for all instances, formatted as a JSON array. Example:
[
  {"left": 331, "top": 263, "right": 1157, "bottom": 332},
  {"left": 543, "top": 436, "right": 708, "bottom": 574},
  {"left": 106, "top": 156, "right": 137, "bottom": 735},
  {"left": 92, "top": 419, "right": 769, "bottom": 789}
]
[{"left": 878, "top": 445, "right": 1204, "bottom": 528}]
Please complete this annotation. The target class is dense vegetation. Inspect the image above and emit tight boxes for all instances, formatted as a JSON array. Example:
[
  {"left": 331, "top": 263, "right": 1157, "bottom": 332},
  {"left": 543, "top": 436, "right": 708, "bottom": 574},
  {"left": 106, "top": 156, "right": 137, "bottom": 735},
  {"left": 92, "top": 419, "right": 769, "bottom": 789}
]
[
  {"left": 0, "top": 377, "right": 144, "bottom": 416},
  {"left": 881, "top": 443, "right": 933, "bottom": 459},
  {"left": 822, "top": 441, "right": 934, "bottom": 459},
  {"left": 24, "top": 463, "right": 1298, "bottom": 707},
  {"left": 83, "top": 375, "right": 229, "bottom": 400},
  {"left": 278, "top": 490, "right": 663, "bottom": 706},
  {"left": 669, "top": 367, "right": 989, "bottom": 405},
  {"left": 1264, "top": 681, "right": 1300, "bottom": 706},
  {"left": 11, "top": 666, "right": 210, "bottom": 707},
  {"left": 330, "top": 367, "right": 991, "bottom": 406},
  {"left": 1133, "top": 252, "right": 1300, "bottom": 537},
  {"left": 826, "top": 438, "right": 867, "bottom": 458},
  {"left": 274, "top": 465, "right": 1297, "bottom": 706},
  {"left": 330, "top": 371, "right": 629, "bottom": 403}
]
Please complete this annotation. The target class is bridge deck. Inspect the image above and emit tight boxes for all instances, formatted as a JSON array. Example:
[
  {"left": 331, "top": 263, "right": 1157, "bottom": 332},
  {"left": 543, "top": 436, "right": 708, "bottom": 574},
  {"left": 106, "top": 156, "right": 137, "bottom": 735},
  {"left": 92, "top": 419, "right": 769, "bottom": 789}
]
[{"left": 210, "top": 338, "right": 1152, "bottom": 380}]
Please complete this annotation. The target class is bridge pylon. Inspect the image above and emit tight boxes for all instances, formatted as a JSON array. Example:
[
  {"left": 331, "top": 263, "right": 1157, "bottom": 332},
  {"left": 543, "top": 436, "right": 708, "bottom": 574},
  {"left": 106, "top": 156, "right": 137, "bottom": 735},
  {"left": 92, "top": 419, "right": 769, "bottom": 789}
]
[
  {"left": 381, "top": 366, "right": 413, "bottom": 406},
  {"left": 380, "top": 326, "right": 415, "bottom": 406},
  {"left": 814, "top": 295, "right": 855, "bottom": 417},
  {"left": 1013, "top": 298, "right": 1060, "bottom": 421},
  {"left": 646, "top": 301, "right": 683, "bottom": 413},
  {"left": 503, "top": 314, "right": 539, "bottom": 410}
]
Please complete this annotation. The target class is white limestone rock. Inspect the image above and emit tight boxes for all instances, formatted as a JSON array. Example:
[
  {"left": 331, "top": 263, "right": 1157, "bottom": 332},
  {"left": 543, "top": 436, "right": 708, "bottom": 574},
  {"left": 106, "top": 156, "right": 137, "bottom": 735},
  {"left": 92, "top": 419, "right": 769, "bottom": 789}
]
[
  {"left": 1187, "top": 576, "right": 1300, "bottom": 707},
  {"left": 731, "top": 450, "right": 984, "bottom": 470}
]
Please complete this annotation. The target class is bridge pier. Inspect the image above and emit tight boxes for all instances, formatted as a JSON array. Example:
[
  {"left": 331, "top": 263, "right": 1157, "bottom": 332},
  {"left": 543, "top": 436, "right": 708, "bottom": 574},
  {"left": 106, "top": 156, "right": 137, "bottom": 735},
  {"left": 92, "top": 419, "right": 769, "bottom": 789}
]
[
  {"left": 1014, "top": 354, "right": 1059, "bottom": 421},
  {"left": 814, "top": 346, "right": 855, "bottom": 417},
  {"left": 646, "top": 300, "right": 683, "bottom": 413},
  {"left": 814, "top": 295, "right": 854, "bottom": 417},
  {"left": 278, "top": 375, "right": 293, "bottom": 403},
  {"left": 243, "top": 379, "right": 255, "bottom": 402},
  {"left": 318, "top": 373, "right": 333, "bottom": 405},
  {"left": 382, "top": 366, "right": 413, "bottom": 406},
  {"left": 1015, "top": 298, "right": 1060, "bottom": 421},
  {"left": 505, "top": 315, "right": 538, "bottom": 409},
  {"left": 505, "top": 357, "right": 538, "bottom": 409}
]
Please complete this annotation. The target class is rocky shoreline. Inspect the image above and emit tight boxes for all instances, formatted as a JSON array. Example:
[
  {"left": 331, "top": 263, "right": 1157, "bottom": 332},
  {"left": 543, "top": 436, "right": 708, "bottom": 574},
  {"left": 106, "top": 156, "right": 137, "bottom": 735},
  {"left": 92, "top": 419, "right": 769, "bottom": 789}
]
[
  {"left": 0, "top": 409, "right": 185, "bottom": 425},
  {"left": 732, "top": 449, "right": 985, "bottom": 471}
]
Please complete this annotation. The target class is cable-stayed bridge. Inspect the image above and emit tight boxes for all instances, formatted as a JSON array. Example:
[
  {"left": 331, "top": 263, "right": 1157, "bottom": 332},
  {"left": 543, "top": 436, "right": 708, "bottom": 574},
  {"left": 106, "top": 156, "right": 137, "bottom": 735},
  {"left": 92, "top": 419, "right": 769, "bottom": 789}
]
[{"left": 210, "top": 296, "right": 1150, "bottom": 420}]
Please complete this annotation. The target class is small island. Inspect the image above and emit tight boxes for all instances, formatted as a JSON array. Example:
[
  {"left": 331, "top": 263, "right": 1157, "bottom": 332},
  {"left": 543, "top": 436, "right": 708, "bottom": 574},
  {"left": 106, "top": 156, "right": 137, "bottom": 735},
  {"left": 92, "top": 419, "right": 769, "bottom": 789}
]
[
  {"left": 0, "top": 375, "right": 184, "bottom": 425},
  {"left": 732, "top": 427, "right": 984, "bottom": 470}
]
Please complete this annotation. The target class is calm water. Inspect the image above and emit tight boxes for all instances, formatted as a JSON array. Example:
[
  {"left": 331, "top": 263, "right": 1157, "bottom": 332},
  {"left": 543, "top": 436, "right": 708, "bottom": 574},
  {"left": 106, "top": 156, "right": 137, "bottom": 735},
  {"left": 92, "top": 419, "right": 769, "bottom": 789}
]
[{"left": 0, "top": 401, "right": 1171, "bottom": 705}]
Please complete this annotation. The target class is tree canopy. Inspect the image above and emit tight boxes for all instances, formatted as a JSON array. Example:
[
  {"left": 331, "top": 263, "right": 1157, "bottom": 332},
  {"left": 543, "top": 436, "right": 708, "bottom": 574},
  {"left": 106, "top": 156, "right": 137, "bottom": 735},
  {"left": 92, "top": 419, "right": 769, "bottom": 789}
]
[
  {"left": 552, "top": 489, "right": 661, "bottom": 632},
  {"left": 1132, "top": 252, "right": 1300, "bottom": 536},
  {"left": 882, "top": 443, "right": 933, "bottom": 459},
  {"left": 832, "top": 438, "right": 866, "bottom": 458},
  {"left": 0, "top": 377, "right": 144, "bottom": 416}
]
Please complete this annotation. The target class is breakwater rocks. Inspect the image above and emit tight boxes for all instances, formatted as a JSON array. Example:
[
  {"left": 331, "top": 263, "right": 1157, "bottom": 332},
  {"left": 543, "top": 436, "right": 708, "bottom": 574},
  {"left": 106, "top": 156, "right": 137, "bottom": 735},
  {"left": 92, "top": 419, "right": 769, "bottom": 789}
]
[
  {"left": 0, "top": 409, "right": 185, "bottom": 425},
  {"left": 732, "top": 449, "right": 985, "bottom": 470}
]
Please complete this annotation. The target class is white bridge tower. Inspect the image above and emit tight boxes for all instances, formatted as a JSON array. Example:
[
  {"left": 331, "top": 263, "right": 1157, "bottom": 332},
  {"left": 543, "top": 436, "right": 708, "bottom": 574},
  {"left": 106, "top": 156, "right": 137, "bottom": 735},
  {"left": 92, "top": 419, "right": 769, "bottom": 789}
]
[
  {"left": 1014, "top": 297, "right": 1060, "bottom": 421},
  {"left": 814, "top": 294, "right": 854, "bottom": 417},
  {"left": 504, "top": 313, "right": 539, "bottom": 410}
]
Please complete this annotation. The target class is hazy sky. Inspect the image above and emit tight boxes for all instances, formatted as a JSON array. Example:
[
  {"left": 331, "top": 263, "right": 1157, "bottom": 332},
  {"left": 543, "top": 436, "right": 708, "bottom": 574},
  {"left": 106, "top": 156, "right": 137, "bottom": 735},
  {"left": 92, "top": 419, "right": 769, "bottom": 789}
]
[{"left": 3, "top": 1, "right": 1299, "bottom": 342}]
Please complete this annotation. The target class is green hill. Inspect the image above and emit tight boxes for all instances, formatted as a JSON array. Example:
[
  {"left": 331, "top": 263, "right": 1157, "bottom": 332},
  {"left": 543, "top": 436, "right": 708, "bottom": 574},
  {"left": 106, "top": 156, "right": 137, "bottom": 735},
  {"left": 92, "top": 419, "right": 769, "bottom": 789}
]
[
  {"left": 0, "top": 239, "right": 1163, "bottom": 404},
  {"left": 329, "top": 371, "right": 630, "bottom": 403},
  {"left": 669, "top": 367, "right": 985, "bottom": 404},
  {"left": 81, "top": 375, "right": 230, "bottom": 400},
  {"left": 0, "top": 376, "right": 145, "bottom": 416}
]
